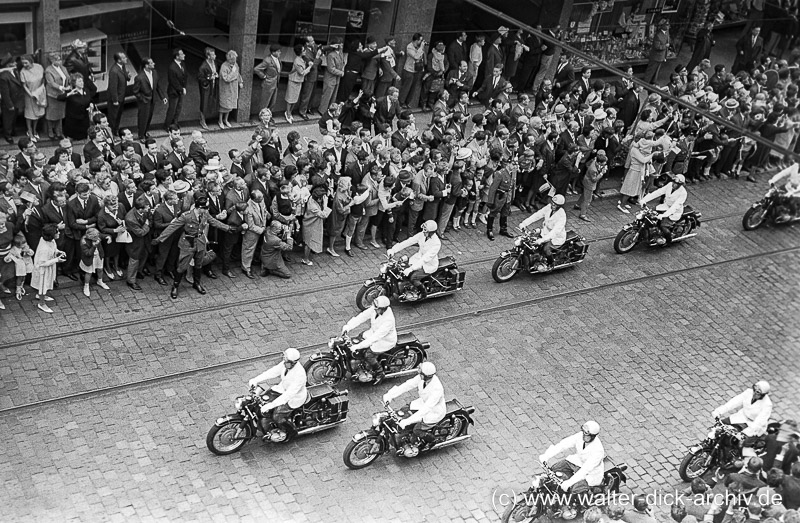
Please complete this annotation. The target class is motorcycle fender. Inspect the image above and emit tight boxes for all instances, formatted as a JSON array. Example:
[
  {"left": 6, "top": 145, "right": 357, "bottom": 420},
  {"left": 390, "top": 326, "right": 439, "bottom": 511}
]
[
  {"left": 689, "top": 445, "right": 701, "bottom": 453},
  {"left": 499, "top": 250, "right": 514, "bottom": 258},
  {"left": 363, "top": 279, "right": 378, "bottom": 287},
  {"left": 308, "top": 352, "right": 333, "bottom": 363},
  {"left": 215, "top": 414, "right": 245, "bottom": 427},
  {"left": 352, "top": 430, "right": 369, "bottom": 442},
  {"left": 621, "top": 224, "right": 633, "bottom": 231}
]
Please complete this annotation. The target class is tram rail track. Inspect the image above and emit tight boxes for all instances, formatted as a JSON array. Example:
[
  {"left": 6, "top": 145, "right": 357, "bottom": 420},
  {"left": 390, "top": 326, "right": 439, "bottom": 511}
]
[
  {"left": 0, "top": 211, "right": 742, "bottom": 352},
  {"left": 2, "top": 231, "right": 796, "bottom": 415}
]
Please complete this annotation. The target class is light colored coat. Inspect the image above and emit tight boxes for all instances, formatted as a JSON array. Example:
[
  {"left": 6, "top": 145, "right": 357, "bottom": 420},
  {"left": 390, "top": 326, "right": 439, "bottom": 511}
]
[
  {"left": 541, "top": 432, "right": 606, "bottom": 488},
  {"left": 346, "top": 307, "right": 397, "bottom": 353},
  {"left": 385, "top": 375, "right": 446, "bottom": 425},
  {"left": 390, "top": 231, "right": 441, "bottom": 273},
  {"left": 713, "top": 389, "right": 773, "bottom": 437},
  {"left": 253, "top": 362, "right": 308, "bottom": 410}
]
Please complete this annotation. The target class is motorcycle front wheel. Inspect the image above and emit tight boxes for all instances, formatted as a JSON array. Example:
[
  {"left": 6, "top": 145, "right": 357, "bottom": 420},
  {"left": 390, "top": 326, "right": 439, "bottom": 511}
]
[
  {"left": 742, "top": 204, "right": 768, "bottom": 230},
  {"left": 613, "top": 229, "right": 639, "bottom": 254},
  {"left": 679, "top": 448, "right": 713, "bottom": 482},
  {"left": 501, "top": 499, "right": 540, "bottom": 523},
  {"left": 304, "top": 358, "right": 344, "bottom": 386},
  {"left": 356, "top": 283, "right": 387, "bottom": 311},
  {"left": 343, "top": 436, "right": 382, "bottom": 469},
  {"left": 206, "top": 421, "right": 252, "bottom": 456},
  {"left": 492, "top": 255, "right": 521, "bottom": 283}
]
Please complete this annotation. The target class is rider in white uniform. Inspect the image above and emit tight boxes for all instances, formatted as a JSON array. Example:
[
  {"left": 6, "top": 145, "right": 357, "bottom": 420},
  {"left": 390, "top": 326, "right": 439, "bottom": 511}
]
[{"left": 342, "top": 296, "right": 397, "bottom": 384}]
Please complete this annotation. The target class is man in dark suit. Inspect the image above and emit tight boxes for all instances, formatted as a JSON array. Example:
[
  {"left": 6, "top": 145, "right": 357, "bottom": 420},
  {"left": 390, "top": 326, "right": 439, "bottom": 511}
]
[
  {"left": 446, "top": 60, "right": 473, "bottom": 105},
  {"left": 132, "top": 57, "right": 167, "bottom": 141},
  {"left": 483, "top": 32, "right": 506, "bottom": 81},
  {"left": 48, "top": 138, "right": 83, "bottom": 168},
  {"left": 165, "top": 138, "right": 188, "bottom": 172},
  {"left": 152, "top": 190, "right": 183, "bottom": 285},
  {"left": 552, "top": 54, "right": 575, "bottom": 99},
  {"left": 473, "top": 64, "right": 508, "bottom": 108},
  {"left": 391, "top": 120, "right": 412, "bottom": 152},
  {"left": 374, "top": 87, "right": 401, "bottom": 130},
  {"left": 225, "top": 177, "right": 250, "bottom": 214},
  {"left": 140, "top": 139, "right": 163, "bottom": 176},
  {"left": 135, "top": 180, "right": 161, "bottom": 210},
  {"left": 732, "top": 26, "right": 764, "bottom": 74},
  {"left": 118, "top": 179, "right": 137, "bottom": 214},
  {"left": 0, "top": 57, "right": 24, "bottom": 144},
  {"left": 220, "top": 201, "right": 246, "bottom": 278},
  {"left": 446, "top": 32, "right": 468, "bottom": 72},
  {"left": 107, "top": 52, "right": 129, "bottom": 135},
  {"left": 15, "top": 136, "right": 36, "bottom": 170},
  {"left": 575, "top": 66, "right": 592, "bottom": 104},
  {"left": 344, "top": 150, "right": 368, "bottom": 187},
  {"left": 124, "top": 196, "right": 152, "bottom": 290},
  {"left": 21, "top": 168, "right": 50, "bottom": 206},
  {"left": 64, "top": 182, "right": 100, "bottom": 279},
  {"left": 556, "top": 121, "right": 579, "bottom": 161},
  {"left": 165, "top": 49, "right": 188, "bottom": 128}
]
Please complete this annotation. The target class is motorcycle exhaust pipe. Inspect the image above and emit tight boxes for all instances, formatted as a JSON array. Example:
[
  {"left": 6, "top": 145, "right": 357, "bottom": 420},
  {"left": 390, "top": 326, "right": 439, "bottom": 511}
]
[
  {"left": 386, "top": 369, "right": 418, "bottom": 379},
  {"left": 430, "top": 434, "right": 471, "bottom": 450},
  {"left": 296, "top": 419, "right": 347, "bottom": 436},
  {"left": 672, "top": 233, "right": 697, "bottom": 241}
]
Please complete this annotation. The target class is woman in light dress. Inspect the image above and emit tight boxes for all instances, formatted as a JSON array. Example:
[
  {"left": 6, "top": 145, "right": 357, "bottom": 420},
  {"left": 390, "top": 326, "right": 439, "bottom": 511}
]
[
  {"left": 218, "top": 50, "right": 243, "bottom": 129},
  {"left": 44, "top": 52, "right": 69, "bottom": 140},
  {"left": 31, "top": 224, "right": 65, "bottom": 313},
  {"left": 19, "top": 55, "right": 47, "bottom": 141}
]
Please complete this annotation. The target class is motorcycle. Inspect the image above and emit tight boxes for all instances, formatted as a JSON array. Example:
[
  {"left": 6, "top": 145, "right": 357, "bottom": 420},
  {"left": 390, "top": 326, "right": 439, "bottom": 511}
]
[
  {"left": 356, "top": 254, "right": 466, "bottom": 310},
  {"left": 678, "top": 418, "right": 786, "bottom": 481},
  {"left": 342, "top": 400, "right": 475, "bottom": 469},
  {"left": 492, "top": 227, "right": 589, "bottom": 283},
  {"left": 742, "top": 185, "right": 800, "bottom": 230},
  {"left": 304, "top": 332, "right": 430, "bottom": 386},
  {"left": 502, "top": 460, "right": 628, "bottom": 522},
  {"left": 613, "top": 204, "right": 702, "bottom": 254},
  {"left": 206, "top": 384, "right": 349, "bottom": 455}
]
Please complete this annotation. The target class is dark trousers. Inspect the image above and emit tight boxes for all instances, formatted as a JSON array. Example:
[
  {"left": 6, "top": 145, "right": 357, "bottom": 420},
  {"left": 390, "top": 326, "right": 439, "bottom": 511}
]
[
  {"left": 298, "top": 74, "right": 318, "bottom": 115},
  {"left": 221, "top": 231, "right": 241, "bottom": 271},
  {"left": 410, "top": 417, "right": 438, "bottom": 445},
  {"left": 165, "top": 94, "right": 183, "bottom": 127},
  {"left": 337, "top": 72, "right": 360, "bottom": 103},
  {"left": 399, "top": 70, "right": 421, "bottom": 107},
  {"left": 63, "top": 237, "right": 81, "bottom": 275},
  {"left": 2, "top": 106, "right": 18, "bottom": 138},
  {"left": 355, "top": 347, "right": 384, "bottom": 378},
  {"left": 762, "top": 434, "right": 799, "bottom": 474},
  {"left": 549, "top": 459, "right": 590, "bottom": 494},
  {"left": 154, "top": 233, "right": 180, "bottom": 277},
  {"left": 136, "top": 101, "right": 154, "bottom": 139},
  {"left": 271, "top": 402, "right": 297, "bottom": 438},
  {"left": 644, "top": 59, "right": 665, "bottom": 84},
  {"left": 107, "top": 102, "right": 123, "bottom": 136},
  {"left": 658, "top": 217, "right": 676, "bottom": 242},
  {"left": 541, "top": 241, "right": 555, "bottom": 266}
]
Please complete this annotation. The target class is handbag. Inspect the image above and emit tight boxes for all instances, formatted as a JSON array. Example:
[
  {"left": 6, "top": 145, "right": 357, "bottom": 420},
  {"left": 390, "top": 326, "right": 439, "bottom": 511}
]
[{"left": 116, "top": 230, "right": 132, "bottom": 243}]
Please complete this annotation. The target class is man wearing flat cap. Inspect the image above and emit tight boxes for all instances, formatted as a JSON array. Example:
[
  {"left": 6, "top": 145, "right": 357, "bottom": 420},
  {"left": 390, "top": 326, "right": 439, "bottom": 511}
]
[{"left": 644, "top": 19, "right": 671, "bottom": 84}]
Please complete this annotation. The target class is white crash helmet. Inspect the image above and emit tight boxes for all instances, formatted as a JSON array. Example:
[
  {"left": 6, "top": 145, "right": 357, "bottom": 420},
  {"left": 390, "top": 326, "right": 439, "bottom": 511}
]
[
  {"left": 754, "top": 380, "right": 770, "bottom": 394},
  {"left": 582, "top": 420, "right": 601, "bottom": 436},
  {"left": 551, "top": 194, "right": 565, "bottom": 206},
  {"left": 373, "top": 296, "right": 390, "bottom": 308},
  {"left": 284, "top": 348, "right": 301, "bottom": 362},
  {"left": 419, "top": 362, "right": 436, "bottom": 376},
  {"left": 422, "top": 220, "right": 438, "bottom": 233}
]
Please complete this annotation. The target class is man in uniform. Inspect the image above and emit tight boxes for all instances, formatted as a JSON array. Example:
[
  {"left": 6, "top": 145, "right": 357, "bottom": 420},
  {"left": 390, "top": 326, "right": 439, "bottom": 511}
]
[{"left": 485, "top": 153, "right": 518, "bottom": 240}]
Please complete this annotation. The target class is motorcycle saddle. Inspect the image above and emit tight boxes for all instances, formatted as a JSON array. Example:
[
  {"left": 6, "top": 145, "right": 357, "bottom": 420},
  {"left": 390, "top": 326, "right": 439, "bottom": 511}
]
[
  {"left": 305, "top": 384, "right": 334, "bottom": 404},
  {"left": 683, "top": 205, "right": 695, "bottom": 214},
  {"left": 564, "top": 230, "right": 580, "bottom": 243}
]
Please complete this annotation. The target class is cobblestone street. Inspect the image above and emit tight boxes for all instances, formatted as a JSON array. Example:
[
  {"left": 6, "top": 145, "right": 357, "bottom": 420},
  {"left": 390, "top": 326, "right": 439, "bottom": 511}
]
[{"left": 1, "top": 170, "right": 798, "bottom": 521}]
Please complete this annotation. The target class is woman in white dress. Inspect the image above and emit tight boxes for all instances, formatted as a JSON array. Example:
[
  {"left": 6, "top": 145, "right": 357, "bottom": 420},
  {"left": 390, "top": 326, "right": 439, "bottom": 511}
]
[
  {"left": 19, "top": 55, "right": 47, "bottom": 141},
  {"left": 31, "top": 224, "right": 65, "bottom": 313}
]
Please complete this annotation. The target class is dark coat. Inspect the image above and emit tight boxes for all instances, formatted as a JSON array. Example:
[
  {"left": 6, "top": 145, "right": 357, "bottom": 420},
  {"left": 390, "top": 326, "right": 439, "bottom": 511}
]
[
  {"left": 373, "top": 96, "right": 400, "bottom": 129},
  {"left": 107, "top": 63, "right": 129, "bottom": 105},
  {"left": 124, "top": 207, "right": 152, "bottom": 259},
  {"left": 65, "top": 195, "right": 101, "bottom": 240},
  {"left": 167, "top": 61, "right": 188, "bottom": 97},
  {"left": 132, "top": 69, "right": 166, "bottom": 104},
  {"left": 0, "top": 68, "right": 24, "bottom": 112}
]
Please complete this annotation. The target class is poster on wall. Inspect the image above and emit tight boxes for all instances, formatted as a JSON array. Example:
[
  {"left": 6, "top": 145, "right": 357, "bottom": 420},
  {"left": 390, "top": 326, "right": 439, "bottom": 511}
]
[{"left": 661, "top": 0, "right": 680, "bottom": 14}]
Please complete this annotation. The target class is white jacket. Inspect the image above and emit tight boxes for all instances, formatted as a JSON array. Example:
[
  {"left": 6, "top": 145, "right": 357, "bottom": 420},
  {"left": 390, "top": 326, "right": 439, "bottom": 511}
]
[
  {"left": 390, "top": 232, "right": 441, "bottom": 274},
  {"left": 345, "top": 306, "right": 397, "bottom": 353},
  {"left": 641, "top": 183, "right": 687, "bottom": 221},
  {"left": 541, "top": 433, "right": 606, "bottom": 488},
  {"left": 252, "top": 362, "right": 308, "bottom": 410},
  {"left": 519, "top": 206, "right": 567, "bottom": 246},
  {"left": 769, "top": 162, "right": 800, "bottom": 195},
  {"left": 384, "top": 374, "right": 446, "bottom": 425},
  {"left": 713, "top": 389, "right": 773, "bottom": 437}
]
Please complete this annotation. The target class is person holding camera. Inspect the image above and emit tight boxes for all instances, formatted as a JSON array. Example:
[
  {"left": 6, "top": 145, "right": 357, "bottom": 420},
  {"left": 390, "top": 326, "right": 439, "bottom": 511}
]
[{"left": 399, "top": 33, "right": 427, "bottom": 109}]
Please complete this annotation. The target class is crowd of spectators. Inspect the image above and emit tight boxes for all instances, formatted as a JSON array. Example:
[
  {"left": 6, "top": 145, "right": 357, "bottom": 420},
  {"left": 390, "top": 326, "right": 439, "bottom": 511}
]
[{"left": 1, "top": 17, "right": 799, "bottom": 313}]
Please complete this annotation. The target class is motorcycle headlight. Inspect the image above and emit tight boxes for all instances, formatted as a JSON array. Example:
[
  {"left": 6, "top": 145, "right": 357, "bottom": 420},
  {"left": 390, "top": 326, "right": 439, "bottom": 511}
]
[
  {"left": 379, "top": 263, "right": 388, "bottom": 274},
  {"left": 531, "top": 475, "right": 542, "bottom": 489},
  {"left": 514, "top": 237, "right": 523, "bottom": 247},
  {"left": 400, "top": 255, "right": 408, "bottom": 263},
  {"left": 328, "top": 338, "right": 335, "bottom": 348},
  {"left": 372, "top": 412, "right": 387, "bottom": 427},
  {"left": 636, "top": 210, "right": 645, "bottom": 220},
  {"left": 235, "top": 396, "right": 249, "bottom": 411}
]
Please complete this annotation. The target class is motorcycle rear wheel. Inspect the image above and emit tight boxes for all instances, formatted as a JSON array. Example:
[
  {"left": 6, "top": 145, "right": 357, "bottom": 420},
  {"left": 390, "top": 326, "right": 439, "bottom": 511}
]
[
  {"left": 446, "top": 414, "right": 469, "bottom": 439},
  {"left": 343, "top": 437, "right": 381, "bottom": 469},
  {"left": 742, "top": 205, "right": 767, "bottom": 230},
  {"left": 679, "top": 448, "right": 713, "bottom": 482},
  {"left": 671, "top": 219, "right": 691, "bottom": 239},
  {"left": 304, "top": 358, "right": 344, "bottom": 386},
  {"left": 501, "top": 499, "right": 540, "bottom": 523},
  {"left": 356, "top": 284, "right": 387, "bottom": 311},
  {"left": 384, "top": 348, "right": 423, "bottom": 375},
  {"left": 613, "top": 229, "right": 638, "bottom": 254},
  {"left": 206, "top": 421, "right": 251, "bottom": 456},
  {"left": 492, "top": 255, "right": 521, "bottom": 283}
]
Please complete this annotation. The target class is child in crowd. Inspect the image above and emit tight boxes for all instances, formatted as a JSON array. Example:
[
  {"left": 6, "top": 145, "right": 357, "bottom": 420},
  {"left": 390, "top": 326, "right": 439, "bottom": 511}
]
[
  {"left": 79, "top": 228, "right": 110, "bottom": 297},
  {"left": 4, "top": 233, "right": 34, "bottom": 301}
]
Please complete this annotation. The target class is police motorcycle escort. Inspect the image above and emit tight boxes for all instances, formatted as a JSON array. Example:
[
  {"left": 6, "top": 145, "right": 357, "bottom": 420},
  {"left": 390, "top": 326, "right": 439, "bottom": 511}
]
[
  {"left": 356, "top": 220, "right": 465, "bottom": 310},
  {"left": 742, "top": 163, "right": 800, "bottom": 230},
  {"left": 206, "top": 349, "right": 349, "bottom": 455},
  {"left": 305, "top": 296, "right": 430, "bottom": 386},
  {"left": 502, "top": 421, "right": 628, "bottom": 523},
  {"left": 492, "top": 194, "right": 588, "bottom": 282},
  {"left": 342, "top": 362, "right": 475, "bottom": 469},
  {"left": 613, "top": 174, "right": 702, "bottom": 254}
]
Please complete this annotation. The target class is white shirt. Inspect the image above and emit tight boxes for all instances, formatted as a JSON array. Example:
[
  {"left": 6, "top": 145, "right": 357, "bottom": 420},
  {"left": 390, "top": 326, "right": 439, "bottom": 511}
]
[
  {"left": 252, "top": 362, "right": 308, "bottom": 410},
  {"left": 385, "top": 375, "right": 446, "bottom": 425},
  {"left": 641, "top": 183, "right": 687, "bottom": 221},
  {"left": 541, "top": 433, "right": 606, "bottom": 488},
  {"left": 769, "top": 163, "right": 800, "bottom": 195},
  {"left": 389, "top": 231, "right": 441, "bottom": 273},
  {"left": 519, "top": 206, "right": 567, "bottom": 246},
  {"left": 144, "top": 69, "right": 153, "bottom": 88},
  {"left": 345, "top": 306, "right": 397, "bottom": 353},
  {"left": 713, "top": 388, "right": 773, "bottom": 437}
]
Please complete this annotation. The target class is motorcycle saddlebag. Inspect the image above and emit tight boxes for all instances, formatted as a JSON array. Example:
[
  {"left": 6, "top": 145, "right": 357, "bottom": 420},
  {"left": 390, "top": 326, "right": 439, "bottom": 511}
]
[
  {"left": 326, "top": 395, "right": 349, "bottom": 422},
  {"left": 449, "top": 269, "right": 466, "bottom": 290}
]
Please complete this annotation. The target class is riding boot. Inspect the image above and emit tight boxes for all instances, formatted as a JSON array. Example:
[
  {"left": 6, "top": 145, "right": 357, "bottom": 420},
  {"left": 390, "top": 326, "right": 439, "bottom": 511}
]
[
  {"left": 499, "top": 216, "right": 515, "bottom": 237},
  {"left": 192, "top": 268, "right": 206, "bottom": 294},
  {"left": 486, "top": 216, "right": 495, "bottom": 240},
  {"left": 170, "top": 271, "right": 183, "bottom": 299}
]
